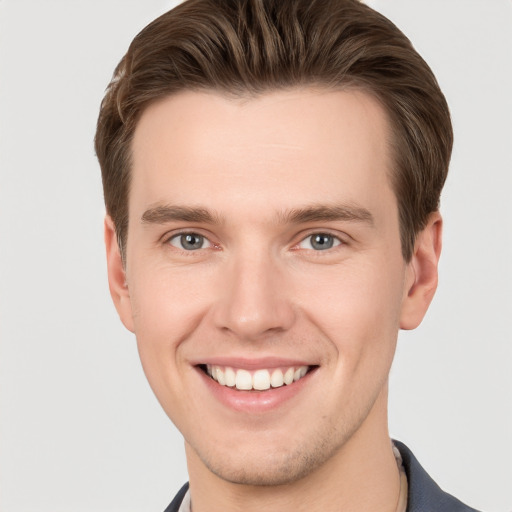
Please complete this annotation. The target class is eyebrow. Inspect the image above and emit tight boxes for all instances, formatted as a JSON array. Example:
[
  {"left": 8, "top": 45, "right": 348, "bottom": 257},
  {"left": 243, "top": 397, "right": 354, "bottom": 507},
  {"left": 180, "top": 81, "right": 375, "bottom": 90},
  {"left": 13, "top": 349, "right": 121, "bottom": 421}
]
[
  {"left": 141, "top": 203, "right": 374, "bottom": 226},
  {"left": 141, "top": 205, "right": 222, "bottom": 224},
  {"left": 277, "top": 204, "right": 374, "bottom": 226}
]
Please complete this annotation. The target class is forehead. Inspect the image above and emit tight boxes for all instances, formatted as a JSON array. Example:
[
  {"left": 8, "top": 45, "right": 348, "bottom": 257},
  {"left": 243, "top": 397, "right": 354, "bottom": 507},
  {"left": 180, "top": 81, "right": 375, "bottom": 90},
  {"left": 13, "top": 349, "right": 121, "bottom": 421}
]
[{"left": 129, "top": 88, "right": 395, "bottom": 222}]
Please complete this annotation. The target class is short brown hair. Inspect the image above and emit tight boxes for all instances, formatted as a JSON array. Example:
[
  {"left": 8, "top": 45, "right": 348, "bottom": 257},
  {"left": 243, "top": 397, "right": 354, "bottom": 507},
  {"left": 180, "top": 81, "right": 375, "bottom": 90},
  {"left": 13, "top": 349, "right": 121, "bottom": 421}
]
[{"left": 95, "top": 0, "right": 452, "bottom": 261}]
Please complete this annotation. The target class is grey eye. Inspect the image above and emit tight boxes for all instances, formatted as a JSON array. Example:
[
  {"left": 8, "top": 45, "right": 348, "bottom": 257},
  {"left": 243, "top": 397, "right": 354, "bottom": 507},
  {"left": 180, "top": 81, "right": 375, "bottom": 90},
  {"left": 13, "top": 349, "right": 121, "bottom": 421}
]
[
  {"left": 310, "top": 234, "right": 334, "bottom": 250},
  {"left": 169, "top": 233, "right": 211, "bottom": 250},
  {"left": 298, "top": 233, "right": 341, "bottom": 251}
]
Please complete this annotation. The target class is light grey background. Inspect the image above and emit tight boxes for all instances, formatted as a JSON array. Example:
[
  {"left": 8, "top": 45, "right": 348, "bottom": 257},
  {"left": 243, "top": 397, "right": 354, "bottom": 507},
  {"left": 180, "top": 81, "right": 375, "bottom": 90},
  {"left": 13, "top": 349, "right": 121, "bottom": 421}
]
[{"left": 0, "top": 1, "right": 510, "bottom": 511}]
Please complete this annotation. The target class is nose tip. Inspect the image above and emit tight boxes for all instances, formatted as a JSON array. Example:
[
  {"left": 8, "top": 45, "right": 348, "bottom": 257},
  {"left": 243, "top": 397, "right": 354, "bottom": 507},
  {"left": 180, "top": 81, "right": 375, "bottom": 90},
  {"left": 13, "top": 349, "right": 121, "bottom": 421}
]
[
  {"left": 212, "top": 258, "right": 295, "bottom": 340},
  {"left": 222, "top": 307, "right": 285, "bottom": 339}
]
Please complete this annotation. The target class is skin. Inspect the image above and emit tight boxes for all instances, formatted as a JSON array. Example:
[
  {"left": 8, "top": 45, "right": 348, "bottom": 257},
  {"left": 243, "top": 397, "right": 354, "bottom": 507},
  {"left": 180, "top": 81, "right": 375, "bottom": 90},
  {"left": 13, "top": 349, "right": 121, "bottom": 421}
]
[{"left": 105, "top": 88, "right": 442, "bottom": 512}]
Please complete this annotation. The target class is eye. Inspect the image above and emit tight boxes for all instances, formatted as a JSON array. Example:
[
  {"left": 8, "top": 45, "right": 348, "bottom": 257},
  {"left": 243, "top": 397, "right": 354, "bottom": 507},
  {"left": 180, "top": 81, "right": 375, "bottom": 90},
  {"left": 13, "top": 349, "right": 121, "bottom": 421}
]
[
  {"left": 298, "top": 233, "right": 342, "bottom": 251},
  {"left": 168, "top": 233, "right": 211, "bottom": 251}
]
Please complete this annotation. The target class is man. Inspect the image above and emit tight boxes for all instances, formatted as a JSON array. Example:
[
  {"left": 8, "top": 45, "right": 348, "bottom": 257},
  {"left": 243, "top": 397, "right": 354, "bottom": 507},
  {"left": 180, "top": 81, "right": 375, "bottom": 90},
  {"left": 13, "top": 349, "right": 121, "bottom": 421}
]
[{"left": 95, "top": 1, "right": 480, "bottom": 510}]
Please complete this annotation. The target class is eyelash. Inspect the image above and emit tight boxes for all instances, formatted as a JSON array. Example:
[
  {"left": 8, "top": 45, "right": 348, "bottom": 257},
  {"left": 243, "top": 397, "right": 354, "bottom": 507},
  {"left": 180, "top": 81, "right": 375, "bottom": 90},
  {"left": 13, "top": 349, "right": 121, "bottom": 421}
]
[
  {"left": 165, "top": 231, "right": 215, "bottom": 251},
  {"left": 295, "top": 232, "right": 344, "bottom": 251},
  {"left": 163, "top": 230, "right": 346, "bottom": 253}
]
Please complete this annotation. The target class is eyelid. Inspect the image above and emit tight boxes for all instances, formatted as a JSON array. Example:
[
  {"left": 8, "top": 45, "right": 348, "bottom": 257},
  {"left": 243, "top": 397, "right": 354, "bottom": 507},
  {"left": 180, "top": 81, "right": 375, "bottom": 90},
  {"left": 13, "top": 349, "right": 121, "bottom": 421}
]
[
  {"left": 169, "top": 233, "right": 211, "bottom": 250},
  {"left": 160, "top": 228, "right": 349, "bottom": 252},
  {"left": 162, "top": 229, "right": 219, "bottom": 250},
  {"left": 292, "top": 230, "right": 348, "bottom": 251}
]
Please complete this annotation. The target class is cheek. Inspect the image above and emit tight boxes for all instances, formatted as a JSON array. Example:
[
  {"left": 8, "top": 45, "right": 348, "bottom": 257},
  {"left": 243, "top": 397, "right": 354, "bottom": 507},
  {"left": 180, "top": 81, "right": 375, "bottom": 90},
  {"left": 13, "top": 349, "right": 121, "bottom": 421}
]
[
  {"left": 127, "top": 263, "right": 213, "bottom": 392},
  {"left": 129, "top": 261, "right": 212, "bottom": 337},
  {"left": 295, "top": 259, "right": 405, "bottom": 359},
  {"left": 127, "top": 270, "right": 209, "bottom": 429}
]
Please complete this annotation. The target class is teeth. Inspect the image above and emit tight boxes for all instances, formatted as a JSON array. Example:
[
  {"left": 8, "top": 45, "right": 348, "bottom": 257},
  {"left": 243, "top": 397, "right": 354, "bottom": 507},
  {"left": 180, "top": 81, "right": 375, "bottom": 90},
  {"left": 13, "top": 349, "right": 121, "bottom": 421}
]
[
  {"left": 235, "top": 369, "right": 252, "bottom": 390},
  {"left": 253, "top": 370, "right": 271, "bottom": 390},
  {"left": 216, "top": 367, "right": 226, "bottom": 385},
  {"left": 284, "top": 367, "right": 294, "bottom": 385},
  {"left": 270, "top": 368, "right": 284, "bottom": 388},
  {"left": 224, "top": 367, "right": 236, "bottom": 387},
  {"left": 206, "top": 364, "right": 309, "bottom": 391}
]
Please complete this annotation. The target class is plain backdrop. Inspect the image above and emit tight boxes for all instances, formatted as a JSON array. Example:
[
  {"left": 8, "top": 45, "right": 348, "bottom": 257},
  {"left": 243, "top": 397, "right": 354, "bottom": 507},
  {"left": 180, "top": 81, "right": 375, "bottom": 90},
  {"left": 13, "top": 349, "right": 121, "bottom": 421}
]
[{"left": 0, "top": 1, "right": 511, "bottom": 511}]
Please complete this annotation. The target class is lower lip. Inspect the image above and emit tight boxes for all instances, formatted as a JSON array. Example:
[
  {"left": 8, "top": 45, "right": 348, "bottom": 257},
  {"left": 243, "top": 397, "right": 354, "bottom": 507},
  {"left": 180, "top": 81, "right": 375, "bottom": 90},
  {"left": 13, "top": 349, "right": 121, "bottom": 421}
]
[{"left": 196, "top": 367, "right": 315, "bottom": 414}]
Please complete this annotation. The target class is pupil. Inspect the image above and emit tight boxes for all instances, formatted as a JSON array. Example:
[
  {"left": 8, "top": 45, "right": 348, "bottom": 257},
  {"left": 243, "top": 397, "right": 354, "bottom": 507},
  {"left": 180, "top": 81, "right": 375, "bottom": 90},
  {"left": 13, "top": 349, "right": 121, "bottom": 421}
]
[
  {"left": 312, "top": 234, "right": 333, "bottom": 250},
  {"left": 182, "top": 234, "right": 203, "bottom": 250}
]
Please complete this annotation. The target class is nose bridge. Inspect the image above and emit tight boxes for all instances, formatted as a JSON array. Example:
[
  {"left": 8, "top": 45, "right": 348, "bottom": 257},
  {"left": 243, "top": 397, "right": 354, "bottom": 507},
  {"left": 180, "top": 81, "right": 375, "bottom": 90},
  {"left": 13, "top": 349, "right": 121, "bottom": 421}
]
[{"left": 213, "top": 246, "right": 294, "bottom": 339}]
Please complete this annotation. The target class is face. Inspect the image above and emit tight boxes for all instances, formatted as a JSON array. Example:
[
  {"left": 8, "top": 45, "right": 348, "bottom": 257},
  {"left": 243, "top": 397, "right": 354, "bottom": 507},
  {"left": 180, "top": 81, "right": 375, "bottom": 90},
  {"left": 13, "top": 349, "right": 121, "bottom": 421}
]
[{"left": 106, "top": 88, "right": 434, "bottom": 486}]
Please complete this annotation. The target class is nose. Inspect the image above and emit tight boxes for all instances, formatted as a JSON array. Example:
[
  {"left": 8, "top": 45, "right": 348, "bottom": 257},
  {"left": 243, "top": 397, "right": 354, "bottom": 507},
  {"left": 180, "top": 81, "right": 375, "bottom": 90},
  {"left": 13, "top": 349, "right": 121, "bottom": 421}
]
[{"left": 212, "top": 250, "right": 296, "bottom": 340}]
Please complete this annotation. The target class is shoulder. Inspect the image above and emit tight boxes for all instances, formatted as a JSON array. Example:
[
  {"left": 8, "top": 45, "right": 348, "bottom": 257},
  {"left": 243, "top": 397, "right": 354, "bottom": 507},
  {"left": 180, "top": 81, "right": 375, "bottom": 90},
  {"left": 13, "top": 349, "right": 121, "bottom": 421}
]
[{"left": 394, "top": 440, "right": 482, "bottom": 512}]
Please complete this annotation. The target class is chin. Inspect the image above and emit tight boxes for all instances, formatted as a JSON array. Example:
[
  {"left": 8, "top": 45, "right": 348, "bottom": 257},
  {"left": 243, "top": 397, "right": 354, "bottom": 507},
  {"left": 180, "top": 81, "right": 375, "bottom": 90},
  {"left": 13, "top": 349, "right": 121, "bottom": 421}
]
[
  {"left": 193, "top": 423, "right": 353, "bottom": 487},
  {"left": 204, "top": 450, "right": 322, "bottom": 486}
]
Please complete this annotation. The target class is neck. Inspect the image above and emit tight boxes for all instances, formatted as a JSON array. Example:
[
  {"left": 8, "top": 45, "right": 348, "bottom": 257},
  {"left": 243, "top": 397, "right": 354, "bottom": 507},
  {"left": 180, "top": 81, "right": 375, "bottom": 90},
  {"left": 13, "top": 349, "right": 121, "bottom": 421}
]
[{"left": 185, "top": 385, "right": 401, "bottom": 512}]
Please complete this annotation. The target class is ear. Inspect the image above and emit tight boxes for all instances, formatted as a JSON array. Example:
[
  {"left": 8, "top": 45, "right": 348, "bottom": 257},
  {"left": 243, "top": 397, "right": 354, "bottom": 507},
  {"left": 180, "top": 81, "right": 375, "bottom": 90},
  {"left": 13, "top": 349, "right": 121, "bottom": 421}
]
[
  {"left": 400, "top": 212, "right": 443, "bottom": 330},
  {"left": 104, "top": 215, "right": 135, "bottom": 333}
]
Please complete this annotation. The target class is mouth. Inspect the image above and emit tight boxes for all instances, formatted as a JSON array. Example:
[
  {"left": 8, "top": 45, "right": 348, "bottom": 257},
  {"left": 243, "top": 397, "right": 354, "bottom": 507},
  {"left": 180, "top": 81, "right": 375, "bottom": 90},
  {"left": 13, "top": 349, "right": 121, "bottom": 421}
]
[{"left": 198, "top": 364, "right": 317, "bottom": 391}]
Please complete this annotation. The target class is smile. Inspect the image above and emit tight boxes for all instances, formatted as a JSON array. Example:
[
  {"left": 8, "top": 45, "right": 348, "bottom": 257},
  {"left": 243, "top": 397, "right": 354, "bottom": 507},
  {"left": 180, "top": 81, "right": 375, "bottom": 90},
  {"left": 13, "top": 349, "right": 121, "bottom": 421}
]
[{"left": 204, "top": 364, "right": 311, "bottom": 391}]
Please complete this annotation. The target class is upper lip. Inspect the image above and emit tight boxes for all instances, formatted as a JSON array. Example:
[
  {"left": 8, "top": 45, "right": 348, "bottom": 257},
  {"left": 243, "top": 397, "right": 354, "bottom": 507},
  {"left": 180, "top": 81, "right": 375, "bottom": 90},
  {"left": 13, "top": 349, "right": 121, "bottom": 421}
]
[{"left": 190, "top": 356, "right": 318, "bottom": 370}]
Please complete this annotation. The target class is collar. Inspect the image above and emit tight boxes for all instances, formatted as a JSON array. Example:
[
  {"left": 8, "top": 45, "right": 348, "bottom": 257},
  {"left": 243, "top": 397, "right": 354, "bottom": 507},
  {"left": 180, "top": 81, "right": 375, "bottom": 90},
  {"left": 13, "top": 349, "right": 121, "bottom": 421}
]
[{"left": 393, "top": 440, "right": 481, "bottom": 512}]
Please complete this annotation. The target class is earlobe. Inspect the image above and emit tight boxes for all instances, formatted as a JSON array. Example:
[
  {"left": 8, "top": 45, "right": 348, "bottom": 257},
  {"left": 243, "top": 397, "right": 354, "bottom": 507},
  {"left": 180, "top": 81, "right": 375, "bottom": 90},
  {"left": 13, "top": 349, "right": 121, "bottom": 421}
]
[
  {"left": 400, "top": 212, "right": 443, "bottom": 330},
  {"left": 104, "top": 216, "right": 135, "bottom": 333}
]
